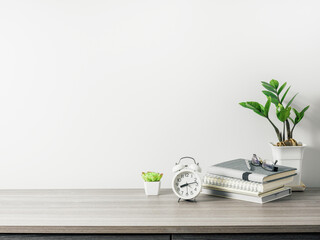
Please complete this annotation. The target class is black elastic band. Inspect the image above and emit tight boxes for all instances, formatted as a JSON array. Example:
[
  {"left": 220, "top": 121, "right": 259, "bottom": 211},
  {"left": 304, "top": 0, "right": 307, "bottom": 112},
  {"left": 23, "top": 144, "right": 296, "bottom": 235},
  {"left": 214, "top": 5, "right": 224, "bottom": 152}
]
[{"left": 242, "top": 172, "right": 252, "bottom": 181}]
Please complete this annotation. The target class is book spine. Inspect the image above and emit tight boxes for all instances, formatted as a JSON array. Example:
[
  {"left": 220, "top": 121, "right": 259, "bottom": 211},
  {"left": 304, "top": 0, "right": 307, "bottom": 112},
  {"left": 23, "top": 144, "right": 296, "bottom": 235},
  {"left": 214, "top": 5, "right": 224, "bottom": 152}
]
[{"left": 203, "top": 174, "right": 263, "bottom": 193}]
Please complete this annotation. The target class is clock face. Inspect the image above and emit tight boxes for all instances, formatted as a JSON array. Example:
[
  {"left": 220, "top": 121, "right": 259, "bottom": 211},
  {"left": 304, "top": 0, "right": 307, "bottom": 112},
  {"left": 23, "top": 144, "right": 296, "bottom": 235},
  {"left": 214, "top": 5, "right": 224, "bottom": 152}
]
[{"left": 172, "top": 170, "right": 202, "bottom": 200}]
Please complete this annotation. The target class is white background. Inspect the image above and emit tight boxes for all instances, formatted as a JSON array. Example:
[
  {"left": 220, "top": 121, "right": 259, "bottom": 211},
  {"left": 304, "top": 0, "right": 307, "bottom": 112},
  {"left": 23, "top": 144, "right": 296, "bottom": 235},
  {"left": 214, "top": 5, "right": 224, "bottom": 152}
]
[{"left": 0, "top": 0, "right": 319, "bottom": 189}]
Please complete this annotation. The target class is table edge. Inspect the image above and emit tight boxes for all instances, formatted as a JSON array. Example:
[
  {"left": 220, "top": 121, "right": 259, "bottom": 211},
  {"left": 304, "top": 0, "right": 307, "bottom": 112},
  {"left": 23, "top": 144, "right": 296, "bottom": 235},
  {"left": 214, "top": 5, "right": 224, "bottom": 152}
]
[{"left": 0, "top": 225, "right": 319, "bottom": 234}]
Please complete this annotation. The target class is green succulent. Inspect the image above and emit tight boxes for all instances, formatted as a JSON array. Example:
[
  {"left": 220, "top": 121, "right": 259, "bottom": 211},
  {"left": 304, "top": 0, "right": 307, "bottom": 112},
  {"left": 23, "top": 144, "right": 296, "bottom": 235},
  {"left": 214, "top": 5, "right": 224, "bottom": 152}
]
[
  {"left": 141, "top": 172, "right": 163, "bottom": 182},
  {"left": 239, "top": 79, "right": 309, "bottom": 143}
]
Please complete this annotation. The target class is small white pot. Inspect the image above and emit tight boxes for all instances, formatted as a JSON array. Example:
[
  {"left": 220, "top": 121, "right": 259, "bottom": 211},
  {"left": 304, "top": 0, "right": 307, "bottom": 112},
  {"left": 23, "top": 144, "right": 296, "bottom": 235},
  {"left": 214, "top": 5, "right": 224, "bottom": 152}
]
[
  {"left": 144, "top": 181, "right": 161, "bottom": 195},
  {"left": 269, "top": 143, "right": 306, "bottom": 186}
]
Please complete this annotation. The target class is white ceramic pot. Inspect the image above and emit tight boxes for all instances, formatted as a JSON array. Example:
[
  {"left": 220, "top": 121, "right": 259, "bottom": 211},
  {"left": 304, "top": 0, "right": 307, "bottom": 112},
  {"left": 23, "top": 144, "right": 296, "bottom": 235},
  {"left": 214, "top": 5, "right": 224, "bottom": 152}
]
[
  {"left": 144, "top": 181, "right": 161, "bottom": 195},
  {"left": 269, "top": 143, "right": 306, "bottom": 186}
]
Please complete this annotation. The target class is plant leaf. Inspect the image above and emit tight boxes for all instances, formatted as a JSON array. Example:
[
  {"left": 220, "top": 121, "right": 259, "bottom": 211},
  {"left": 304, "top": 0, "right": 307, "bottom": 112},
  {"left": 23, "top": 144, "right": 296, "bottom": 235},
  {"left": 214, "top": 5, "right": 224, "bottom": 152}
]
[
  {"left": 262, "top": 83, "right": 277, "bottom": 94},
  {"left": 298, "top": 105, "right": 310, "bottom": 122},
  {"left": 262, "top": 90, "right": 279, "bottom": 105},
  {"left": 289, "top": 116, "right": 295, "bottom": 124},
  {"left": 280, "top": 86, "right": 291, "bottom": 104},
  {"left": 292, "top": 108, "right": 300, "bottom": 124},
  {"left": 300, "top": 105, "right": 310, "bottom": 116},
  {"left": 276, "top": 105, "right": 291, "bottom": 122},
  {"left": 141, "top": 172, "right": 163, "bottom": 182},
  {"left": 261, "top": 81, "right": 274, "bottom": 87},
  {"left": 293, "top": 108, "right": 300, "bottom": 117},
  {"left": 270, "top": 79, "right": 279, "bottom": 89},
  {"left": 253, "top": 109, "right": 266, "bottom": 117},
  {"left": 286, "top": 93, "right": 298, "bottom": 108},
  {"left": 247, "top": 101, "right": 263, "bottom": 112},
  {"left": 239, "top": 102, "right": 249, "bottom": 108},
  {"left": 239, "top": 102, "right": 265, "bottom": 117},
  {"left": 239, "top": 102, "right": 255, "bottom": 110},
  {"left": 264, "top": 97, "right": 271, "bottom": 117},
  {"left": 278, "top": 82, "right": 287, "bottom": 95}
]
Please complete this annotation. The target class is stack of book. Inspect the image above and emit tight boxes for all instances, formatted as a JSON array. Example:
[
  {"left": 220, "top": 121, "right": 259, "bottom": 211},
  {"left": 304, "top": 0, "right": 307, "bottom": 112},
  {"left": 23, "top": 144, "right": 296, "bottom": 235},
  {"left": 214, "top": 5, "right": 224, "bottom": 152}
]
[{"left": 202, "top": 159, "right": 297, "bottom": 204}]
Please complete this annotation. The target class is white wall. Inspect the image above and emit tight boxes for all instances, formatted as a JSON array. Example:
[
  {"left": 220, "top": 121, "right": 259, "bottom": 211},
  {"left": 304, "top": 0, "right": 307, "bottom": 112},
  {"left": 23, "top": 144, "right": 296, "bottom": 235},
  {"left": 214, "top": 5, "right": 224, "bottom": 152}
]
[{"left": 0, "top": 0, "right": 319, "bottom": 189}]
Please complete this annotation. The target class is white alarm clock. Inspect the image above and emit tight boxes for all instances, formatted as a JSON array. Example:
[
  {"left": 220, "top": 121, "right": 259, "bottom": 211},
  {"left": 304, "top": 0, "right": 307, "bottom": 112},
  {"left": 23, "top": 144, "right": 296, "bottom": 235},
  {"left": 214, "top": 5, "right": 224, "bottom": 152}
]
[{"left": 172, "top": 157, "right": 202, "bottom": 202}]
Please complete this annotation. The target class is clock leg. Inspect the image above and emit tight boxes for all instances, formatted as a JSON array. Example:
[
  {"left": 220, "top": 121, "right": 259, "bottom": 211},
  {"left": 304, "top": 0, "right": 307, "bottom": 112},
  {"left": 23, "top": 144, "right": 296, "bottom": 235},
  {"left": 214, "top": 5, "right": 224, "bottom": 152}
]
[{"left": 178, "top": 198, "right": 181, "bottom": 203}]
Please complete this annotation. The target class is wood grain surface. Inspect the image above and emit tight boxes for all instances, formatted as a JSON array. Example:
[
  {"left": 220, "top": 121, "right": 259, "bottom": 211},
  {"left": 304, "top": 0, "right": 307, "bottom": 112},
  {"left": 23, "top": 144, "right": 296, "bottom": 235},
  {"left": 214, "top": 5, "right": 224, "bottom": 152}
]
[
  {"left": 0, "top": 188, "right": 319, "bottom": 233},
  {"left": 0, "top": 235, "right": 170, "bottom": 240},
  {"left": 172, "top": 233, "right": 320, "bottom": 240}
]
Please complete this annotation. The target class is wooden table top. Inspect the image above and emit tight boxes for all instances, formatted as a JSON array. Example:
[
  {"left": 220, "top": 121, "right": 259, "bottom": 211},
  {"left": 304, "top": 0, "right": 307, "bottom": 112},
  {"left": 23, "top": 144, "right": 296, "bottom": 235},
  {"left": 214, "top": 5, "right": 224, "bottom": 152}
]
[{"left": 0, "top": 188, "right": 319, "bottom": 234}]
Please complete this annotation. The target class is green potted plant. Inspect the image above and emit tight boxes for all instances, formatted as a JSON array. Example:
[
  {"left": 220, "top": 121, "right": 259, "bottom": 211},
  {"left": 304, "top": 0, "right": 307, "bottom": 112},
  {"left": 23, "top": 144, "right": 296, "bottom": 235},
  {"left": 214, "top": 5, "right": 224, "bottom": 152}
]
[
  {"left": 141, "top": 172, "right": 163, "bottom": 195},
  {"left": 239, "top": 79, "right": 309, "bottom": 187}
]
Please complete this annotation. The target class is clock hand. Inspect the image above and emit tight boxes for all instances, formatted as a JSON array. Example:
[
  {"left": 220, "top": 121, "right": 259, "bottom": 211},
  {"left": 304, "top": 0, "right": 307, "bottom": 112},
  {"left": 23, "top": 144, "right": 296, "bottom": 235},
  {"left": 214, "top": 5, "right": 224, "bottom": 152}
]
[
  {"left": 180, "top": 182, "right": 189, "bottom": 188},
  {"left": 188, "top": 182, "right": 198, "bottom": 185}
]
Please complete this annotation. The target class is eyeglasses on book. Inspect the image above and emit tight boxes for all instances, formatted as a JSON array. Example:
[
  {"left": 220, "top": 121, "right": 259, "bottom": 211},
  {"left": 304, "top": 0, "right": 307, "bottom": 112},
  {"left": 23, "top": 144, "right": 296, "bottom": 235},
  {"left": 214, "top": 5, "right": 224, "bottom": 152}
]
[{"left": 251, "top": 154, "right": 278, "bottom": 172}]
